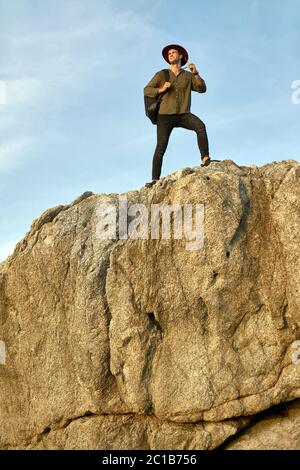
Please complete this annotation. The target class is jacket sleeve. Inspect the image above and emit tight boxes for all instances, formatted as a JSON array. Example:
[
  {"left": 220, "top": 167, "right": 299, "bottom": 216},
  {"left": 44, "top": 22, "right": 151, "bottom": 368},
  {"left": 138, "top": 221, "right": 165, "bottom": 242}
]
[
  {"left": 144, "top": 71, "right": 162, "bottom": 98},
  {"left": 191, "top": 73, "right": 207, "bottom": 93}
]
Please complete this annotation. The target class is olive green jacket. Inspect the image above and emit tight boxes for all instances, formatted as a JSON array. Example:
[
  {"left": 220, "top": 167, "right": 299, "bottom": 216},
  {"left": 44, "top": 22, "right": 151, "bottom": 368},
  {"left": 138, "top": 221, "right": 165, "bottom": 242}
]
[{"left": 144, "top": 68, "right": 206, "bottom": 115}]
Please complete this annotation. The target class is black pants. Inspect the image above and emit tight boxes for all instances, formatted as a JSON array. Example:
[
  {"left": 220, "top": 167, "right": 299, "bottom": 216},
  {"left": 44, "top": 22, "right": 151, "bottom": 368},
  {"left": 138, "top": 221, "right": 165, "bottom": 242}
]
[{"left": 152, "top": 112, "right": 209, "bottom": 180}]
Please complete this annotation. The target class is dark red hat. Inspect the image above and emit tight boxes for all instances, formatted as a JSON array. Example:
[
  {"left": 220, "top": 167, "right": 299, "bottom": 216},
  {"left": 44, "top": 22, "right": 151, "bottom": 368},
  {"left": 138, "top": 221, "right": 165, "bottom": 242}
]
[{"left": 162, "top": 44, "right": 189, "bottom": 66}]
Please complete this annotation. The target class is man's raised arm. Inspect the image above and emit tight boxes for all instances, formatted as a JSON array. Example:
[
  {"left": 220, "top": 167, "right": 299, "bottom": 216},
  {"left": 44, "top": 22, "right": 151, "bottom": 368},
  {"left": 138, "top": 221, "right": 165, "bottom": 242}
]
[{"left": 191, "top": 73, "right": 207, "bottom": 93}]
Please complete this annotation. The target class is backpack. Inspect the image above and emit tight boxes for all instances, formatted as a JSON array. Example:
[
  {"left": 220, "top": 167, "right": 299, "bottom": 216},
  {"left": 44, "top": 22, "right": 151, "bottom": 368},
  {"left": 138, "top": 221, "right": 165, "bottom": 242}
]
[{"left": 144, "top": 69, "right": 170, "bottom": 125}]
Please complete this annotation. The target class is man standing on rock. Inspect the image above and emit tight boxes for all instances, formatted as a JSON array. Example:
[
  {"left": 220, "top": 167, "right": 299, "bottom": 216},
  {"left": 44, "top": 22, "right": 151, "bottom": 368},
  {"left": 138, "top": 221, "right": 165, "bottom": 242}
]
[{"left": 144, "top": 44, "right": 210, "bottom": 188}]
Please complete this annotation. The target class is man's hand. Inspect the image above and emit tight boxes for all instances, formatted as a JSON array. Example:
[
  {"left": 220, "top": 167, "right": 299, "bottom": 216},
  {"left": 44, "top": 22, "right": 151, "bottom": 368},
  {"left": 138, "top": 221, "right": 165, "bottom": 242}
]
[
  {"left": 188, "top": 62, "right": 198, "bottom": 74},
  {"left": 158, "top": 82, "right": 171, "bottom": 94}
]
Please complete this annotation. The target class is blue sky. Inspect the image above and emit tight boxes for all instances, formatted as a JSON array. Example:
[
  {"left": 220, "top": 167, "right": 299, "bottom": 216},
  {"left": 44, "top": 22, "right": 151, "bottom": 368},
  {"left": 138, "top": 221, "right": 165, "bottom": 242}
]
[{"left": 0, "top": 0, "right": 299, "bottom": 261}]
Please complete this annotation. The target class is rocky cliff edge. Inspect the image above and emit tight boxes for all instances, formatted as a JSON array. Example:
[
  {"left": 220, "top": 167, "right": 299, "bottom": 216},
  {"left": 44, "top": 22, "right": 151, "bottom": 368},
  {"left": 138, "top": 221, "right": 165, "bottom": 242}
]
[{"left": 0, "top": 159, "right": 300, "bottom": 450}]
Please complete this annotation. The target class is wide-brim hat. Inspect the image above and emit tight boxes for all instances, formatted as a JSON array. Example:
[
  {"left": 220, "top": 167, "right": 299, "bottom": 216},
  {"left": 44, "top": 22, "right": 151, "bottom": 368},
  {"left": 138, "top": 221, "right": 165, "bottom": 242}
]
[{"left": 162, "top": 44, "right": 189, "bottom": 66}]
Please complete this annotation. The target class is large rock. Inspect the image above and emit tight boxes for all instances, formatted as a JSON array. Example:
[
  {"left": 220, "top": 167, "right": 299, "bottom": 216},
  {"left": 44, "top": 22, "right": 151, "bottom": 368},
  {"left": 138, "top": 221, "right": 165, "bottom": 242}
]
[{"left": 0, "top": 160, "right": 299, "bottom": 449}]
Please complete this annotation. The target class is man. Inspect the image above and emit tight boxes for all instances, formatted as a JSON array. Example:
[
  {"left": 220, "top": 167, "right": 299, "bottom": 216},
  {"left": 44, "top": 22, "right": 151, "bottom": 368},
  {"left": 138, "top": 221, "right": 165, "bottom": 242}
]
[{"left": 144, "top": 44, "right": 210, "bottom": 188}]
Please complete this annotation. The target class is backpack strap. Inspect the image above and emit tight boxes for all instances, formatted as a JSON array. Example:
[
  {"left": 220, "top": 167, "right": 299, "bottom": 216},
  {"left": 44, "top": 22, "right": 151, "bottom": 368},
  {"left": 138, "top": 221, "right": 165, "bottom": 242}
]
[{"left": 162, "top": 69, "right": 170, "bottom": 82}]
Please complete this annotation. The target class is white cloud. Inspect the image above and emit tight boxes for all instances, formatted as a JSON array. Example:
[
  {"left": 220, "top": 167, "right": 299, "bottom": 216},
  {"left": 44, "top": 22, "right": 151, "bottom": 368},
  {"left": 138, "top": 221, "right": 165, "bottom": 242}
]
[
  {"left": 3, "top": 1, "right": 160, "bottom": 81},
  {"left": 1, "top": 0, "right": 162, "bottom": 111},
  {"left": 0, "top": 137, "right": 34, "bottom": 174},
  {"left": 7, "top": 78, "right": 43, "bottom": 106},
  {"left": 0, "top": 0, "right": 164, "bottom": 175},
  {"left": 0, "top": 239, "right": 17, "bottom": 262}
]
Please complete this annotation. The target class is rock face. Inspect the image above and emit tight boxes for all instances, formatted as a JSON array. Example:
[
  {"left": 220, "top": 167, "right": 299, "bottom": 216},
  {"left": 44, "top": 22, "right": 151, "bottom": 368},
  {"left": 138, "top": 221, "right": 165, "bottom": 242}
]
[
  {"left": 0, "top": 160, "right": 300, "bottom": 450},
  {"left": 224, "top": 400, "right": 300, "bottom": 450}
]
